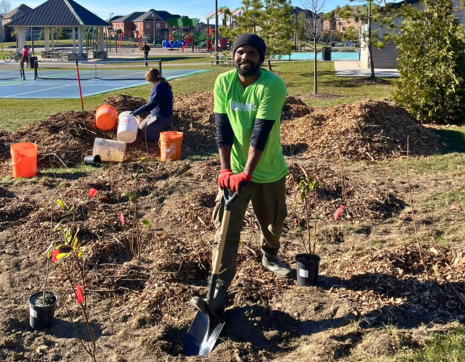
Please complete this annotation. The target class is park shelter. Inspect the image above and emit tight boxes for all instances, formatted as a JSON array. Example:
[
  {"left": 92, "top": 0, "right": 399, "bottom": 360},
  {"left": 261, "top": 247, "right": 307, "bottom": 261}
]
[{"left": 8, "top": 0, "right": 110, "bottom": 59}]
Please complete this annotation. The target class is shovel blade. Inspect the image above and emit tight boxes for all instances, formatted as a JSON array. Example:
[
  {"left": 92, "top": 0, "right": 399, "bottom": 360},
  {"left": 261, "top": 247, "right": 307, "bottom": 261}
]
[{"left": 185, "top": 311, "right": 225, "bottom": 356}]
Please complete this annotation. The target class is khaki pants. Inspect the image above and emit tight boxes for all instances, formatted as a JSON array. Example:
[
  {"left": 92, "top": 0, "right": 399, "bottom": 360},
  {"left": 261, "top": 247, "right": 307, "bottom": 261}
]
[{"left": 212, "top": 176, "right": 287, "bottom": 290}]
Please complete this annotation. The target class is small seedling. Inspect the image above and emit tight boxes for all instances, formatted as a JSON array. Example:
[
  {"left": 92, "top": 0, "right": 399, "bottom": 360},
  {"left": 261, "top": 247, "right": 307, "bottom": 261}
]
[{"left": 121, "top": 158, "right": 151, "bottom": 258}]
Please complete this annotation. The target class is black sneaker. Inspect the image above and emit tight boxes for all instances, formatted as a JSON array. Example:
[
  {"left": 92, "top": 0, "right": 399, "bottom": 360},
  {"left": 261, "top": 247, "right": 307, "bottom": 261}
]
[{"left": 262, "top": 255, "right": 292, "bottom": 278}]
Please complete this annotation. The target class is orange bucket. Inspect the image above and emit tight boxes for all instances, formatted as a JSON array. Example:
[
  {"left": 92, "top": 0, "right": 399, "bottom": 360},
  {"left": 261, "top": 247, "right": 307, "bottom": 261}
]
[
  {"left": 95, "top": 105, "right": 117, "bottom": 131},
  {"left": 159, "top": 131, "right": 183, "bottom": 162},
  {"left": 11, "top": 142, "right": 38, "bottom": 178}
]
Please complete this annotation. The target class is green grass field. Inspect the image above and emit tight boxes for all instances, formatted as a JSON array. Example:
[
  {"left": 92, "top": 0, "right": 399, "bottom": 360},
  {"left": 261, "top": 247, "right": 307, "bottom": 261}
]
[{"left": 0, "top": 60, "right": 393, "bottom": 132}]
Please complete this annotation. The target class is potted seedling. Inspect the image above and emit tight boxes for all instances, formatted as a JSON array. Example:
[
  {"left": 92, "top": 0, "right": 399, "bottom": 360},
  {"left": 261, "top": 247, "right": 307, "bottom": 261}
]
[
  {"left": 28, "top": 245, "right": 59, "bottom": 330},
  {"left": 294, "top": 171, "right": 322, "bottom": 286},
  {"left": 28, "top": 199, "right": 77, "bottom": 330}
]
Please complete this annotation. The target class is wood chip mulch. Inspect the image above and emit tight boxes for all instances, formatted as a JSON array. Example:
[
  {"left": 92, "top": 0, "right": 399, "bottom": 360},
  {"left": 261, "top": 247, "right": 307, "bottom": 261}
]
[{"left": 324, "top": 244, "right": 465, "bottom": 321}]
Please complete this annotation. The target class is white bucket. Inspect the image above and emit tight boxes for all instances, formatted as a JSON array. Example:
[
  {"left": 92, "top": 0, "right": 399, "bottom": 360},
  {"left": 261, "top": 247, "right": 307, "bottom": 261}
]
[
  {"left": 117, "top": 111, "right": 138, "bottom": 143},
  {"left": 93, "top": 138, "right": 126, "bottom": 162}
]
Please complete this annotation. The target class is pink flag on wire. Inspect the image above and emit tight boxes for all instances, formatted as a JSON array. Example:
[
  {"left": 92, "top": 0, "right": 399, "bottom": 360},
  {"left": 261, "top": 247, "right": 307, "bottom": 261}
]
[{"left": 333, "top": 205, "right": 344, "bottom": 221}]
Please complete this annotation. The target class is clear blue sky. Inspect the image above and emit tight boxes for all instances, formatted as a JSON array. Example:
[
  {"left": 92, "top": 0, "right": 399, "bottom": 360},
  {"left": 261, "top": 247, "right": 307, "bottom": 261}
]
[
  {"left": 10, "top": 1, "right": 404, "bottom": 22},
  {"left": 9, "top": 0, "right": 360, "bottom": 22}
]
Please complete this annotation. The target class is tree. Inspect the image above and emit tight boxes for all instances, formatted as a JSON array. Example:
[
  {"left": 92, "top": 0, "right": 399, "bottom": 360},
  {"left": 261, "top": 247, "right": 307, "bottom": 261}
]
[
  {"left": 0, "top": 0, "right": 11, "bottom": 16},
  {"left": 234, "top": 0, "right": 263, "bottom": 34},
  {"left": 340, "top": 0, "right": 396, "bottom": 77},
  {"left": 301, "top": 0, "right": 339, "bottom": 94},
  {"left": 38, "top": 28, "right": 44, "bottom": 41},
  {"left": 223, "top": 0, "right": 294, "bottom": 60},
  {"left": 393, "top": 0, "right": 465, "bottom": 124},
  {"left": 295, "top": 10, "right": 309, "bottom": 47},
  {"left": 57, "top": 28, "right": 68, "bottom": 40},
  {"left": 260, "top": 0, "right": 294, "bottom": 59}
]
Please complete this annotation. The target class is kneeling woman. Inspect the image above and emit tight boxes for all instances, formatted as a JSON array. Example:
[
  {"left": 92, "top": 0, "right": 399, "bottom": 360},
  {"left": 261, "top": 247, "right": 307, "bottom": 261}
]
[{"left": 132, "top": 68, "right": 173, "bottom": 142}]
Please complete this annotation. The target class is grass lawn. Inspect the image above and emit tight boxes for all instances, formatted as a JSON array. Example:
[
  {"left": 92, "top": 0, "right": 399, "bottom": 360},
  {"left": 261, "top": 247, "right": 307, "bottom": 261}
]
[{"left": 0, "top": 60, "right": 394, "bottom": 132}]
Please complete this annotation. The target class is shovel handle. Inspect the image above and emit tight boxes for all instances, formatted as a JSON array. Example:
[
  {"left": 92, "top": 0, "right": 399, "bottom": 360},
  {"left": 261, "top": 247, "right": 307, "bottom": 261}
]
[{"left": 211, "top": 189, "right": 237, "bottom": 275}]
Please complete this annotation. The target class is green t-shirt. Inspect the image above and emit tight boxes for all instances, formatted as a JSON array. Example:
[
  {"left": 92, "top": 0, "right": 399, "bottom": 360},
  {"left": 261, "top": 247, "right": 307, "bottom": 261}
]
[{"left": 214, "top": 68, "right": 288, "bottom": 183}]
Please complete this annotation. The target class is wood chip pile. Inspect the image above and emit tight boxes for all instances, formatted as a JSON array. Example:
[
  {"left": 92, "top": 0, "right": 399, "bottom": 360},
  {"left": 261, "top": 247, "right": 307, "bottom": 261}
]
[
  {"left": 287, "top": 163, "right": 401, "bottom": 222},
  {"left": 281, "top": 99, "right": 441, "bottom": 161},
  {"left": 324, "top": 244, "right": 465, "bottom": 323}
]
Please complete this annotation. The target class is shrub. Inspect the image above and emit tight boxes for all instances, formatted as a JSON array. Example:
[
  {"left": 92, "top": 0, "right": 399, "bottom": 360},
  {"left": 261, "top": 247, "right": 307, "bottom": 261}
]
[{"left": 393, "top": 0, "right": 465, "bottom": 124}]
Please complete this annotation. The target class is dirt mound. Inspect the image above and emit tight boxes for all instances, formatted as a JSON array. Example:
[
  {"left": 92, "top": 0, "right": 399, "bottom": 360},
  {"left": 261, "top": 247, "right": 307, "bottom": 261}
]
[{"left": 281, "top": 99, "right": 441, "bottom": 161}]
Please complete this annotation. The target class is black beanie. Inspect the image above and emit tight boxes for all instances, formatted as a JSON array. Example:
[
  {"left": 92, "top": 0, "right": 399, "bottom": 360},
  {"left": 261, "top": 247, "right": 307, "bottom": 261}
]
[{"left": 232, "top": 33, "right": 266, "bottom": 63}]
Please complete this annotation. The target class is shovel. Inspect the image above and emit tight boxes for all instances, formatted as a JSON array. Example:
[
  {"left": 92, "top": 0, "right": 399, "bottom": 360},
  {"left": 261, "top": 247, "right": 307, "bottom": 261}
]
[{"left": 185, "top": 189, "right": 238, "bottom": 356}]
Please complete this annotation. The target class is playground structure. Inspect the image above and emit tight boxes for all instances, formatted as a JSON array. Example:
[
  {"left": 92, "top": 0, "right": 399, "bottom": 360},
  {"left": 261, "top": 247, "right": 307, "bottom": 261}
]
[
  {"left": 203, "top": 7, "right": 241, "bottom": 52},
  {"left": 162, "top": 17, "right": 201, "bottom": 52}
]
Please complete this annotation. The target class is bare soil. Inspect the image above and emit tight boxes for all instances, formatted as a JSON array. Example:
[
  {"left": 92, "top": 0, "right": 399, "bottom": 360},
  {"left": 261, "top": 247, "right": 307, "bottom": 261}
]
[{"left": 0, "top": 93, "right": 464, "bottom": 362}]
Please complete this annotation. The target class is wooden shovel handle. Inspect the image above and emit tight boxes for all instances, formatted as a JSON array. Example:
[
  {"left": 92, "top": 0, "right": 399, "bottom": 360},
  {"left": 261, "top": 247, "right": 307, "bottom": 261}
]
[{"left": 211, "top": 189, "right": 237, "bottom": 275}]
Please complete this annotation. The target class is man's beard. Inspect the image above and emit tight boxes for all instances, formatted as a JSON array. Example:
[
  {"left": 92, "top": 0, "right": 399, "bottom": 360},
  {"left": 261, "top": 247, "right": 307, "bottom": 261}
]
[{"left": 235, "top": 60, "right": 261, "bottom": 77}]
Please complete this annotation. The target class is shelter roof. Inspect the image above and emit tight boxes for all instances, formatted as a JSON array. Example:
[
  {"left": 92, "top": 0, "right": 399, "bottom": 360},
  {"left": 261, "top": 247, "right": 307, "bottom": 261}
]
[{"left": 8, "top": 0, "right": 109, "bottom": 27}]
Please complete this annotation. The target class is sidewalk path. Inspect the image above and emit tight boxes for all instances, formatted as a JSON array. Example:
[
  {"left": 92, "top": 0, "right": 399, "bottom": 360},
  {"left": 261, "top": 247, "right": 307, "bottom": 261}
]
[{"left": 334, "top": 60, "right": 400, "bottom": 78}]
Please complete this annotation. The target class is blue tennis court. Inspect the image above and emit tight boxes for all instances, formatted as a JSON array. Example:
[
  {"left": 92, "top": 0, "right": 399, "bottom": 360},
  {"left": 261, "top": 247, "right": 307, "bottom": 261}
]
[{"left": 0, "top": 69, "right": 211, "bottom": 99}]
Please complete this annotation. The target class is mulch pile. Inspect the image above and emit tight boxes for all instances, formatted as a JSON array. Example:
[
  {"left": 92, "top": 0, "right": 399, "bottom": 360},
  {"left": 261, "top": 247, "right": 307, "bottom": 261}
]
[
  {"left": 0, "top": 92, "right": 442, "bottom": 179},
  {"left": 281, "top": 99, "right": 441, "bottom": 161},
  {"left": 325, "top": 244, "right": 465, "bottom": 323}
]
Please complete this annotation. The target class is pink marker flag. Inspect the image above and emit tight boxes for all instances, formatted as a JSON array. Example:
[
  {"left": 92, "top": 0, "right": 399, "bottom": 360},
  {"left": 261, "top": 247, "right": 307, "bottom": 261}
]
[
  {"left": 76, "top": 284, "right": 85, "bottom": 304},
  {"left": 333, "top": 205, "right": 344, "bottom": 221},
  {"left": 51, "top": 249, "right": 60, "bottom": 263},
  {"left": 120, "top": 212, "right": 125, "bottom": 226},
  {"left": 88, "top": 188, "right": 98, "bottom": 197}
]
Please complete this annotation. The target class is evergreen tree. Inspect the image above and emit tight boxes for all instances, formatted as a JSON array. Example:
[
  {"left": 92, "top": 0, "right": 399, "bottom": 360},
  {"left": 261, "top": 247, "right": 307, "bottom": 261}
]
[
  {"left": 295, "top": 11, "right": 308, "bottom": 46},
  {"left": 38, "top": 28, "right": 44, "bottom": 41},
  {"left": 223, "top": 0, "right": 293, "bottom": 60},
  {"left": 393, "top": 0, "right": 465, "bottom": 124},
  {"left": 260, "top": 0, "right": 293, "bottom": 59},
  {"left": 234, "top": 0, "right": 263, "bottom": 34},
  {"left": 57, "top": 28, "right": 68, "bottom": 40}
]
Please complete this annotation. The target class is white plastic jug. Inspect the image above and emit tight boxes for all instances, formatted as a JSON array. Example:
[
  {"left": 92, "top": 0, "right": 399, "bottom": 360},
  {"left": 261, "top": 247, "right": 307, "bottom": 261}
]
[
  {"left": 93, "top": 138, "right": 126, "bottom": 162},
  {"left": 117, "top": 111, "right": 138, "bottom": 143}
]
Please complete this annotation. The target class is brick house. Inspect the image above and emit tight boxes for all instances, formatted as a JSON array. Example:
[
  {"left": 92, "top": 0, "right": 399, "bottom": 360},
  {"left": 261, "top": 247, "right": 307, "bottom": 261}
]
[
  {"left": 110, "top": 10, "right": 183, "bottom": 43},
  {"left": 133, "top": 10, "right": 180, "bottom": 43},
  {"left": 2, "top": 4, "right": 32, "bottom": 41},
  {"left": 323, "top": 5, "right": 363, "bottom": 33},
  {"left": 111, "top": 12, "right": 144, "bottom": 38}
]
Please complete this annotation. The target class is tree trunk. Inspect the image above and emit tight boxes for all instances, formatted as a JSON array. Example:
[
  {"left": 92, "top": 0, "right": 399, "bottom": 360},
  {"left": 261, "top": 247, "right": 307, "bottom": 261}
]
[
  {"left": 368, "top": 1, "right": 375, "bottom": 78},
  {"left": 313, "top": 38, "right": 317, "bottom": 94},
  {"left": 267, "top": 59, "right": 272, "bottom": 71}
]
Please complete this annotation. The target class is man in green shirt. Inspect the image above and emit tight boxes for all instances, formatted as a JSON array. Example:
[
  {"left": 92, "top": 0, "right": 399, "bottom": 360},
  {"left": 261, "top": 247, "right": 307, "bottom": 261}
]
[{"left": 190, "top": 33, "right": 291, "bottom": 317}]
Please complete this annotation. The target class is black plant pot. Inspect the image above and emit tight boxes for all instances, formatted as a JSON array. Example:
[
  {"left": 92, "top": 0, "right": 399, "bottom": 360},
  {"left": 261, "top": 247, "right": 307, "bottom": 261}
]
[
  {"left": 29, "top": 291, "right": 58, "bottom": 330},
  {"left": 84, "top": 155, "right": 102, "bottom": 166},
  {"left": 295, "top": 254, "right": 320, "bottom": 286}
]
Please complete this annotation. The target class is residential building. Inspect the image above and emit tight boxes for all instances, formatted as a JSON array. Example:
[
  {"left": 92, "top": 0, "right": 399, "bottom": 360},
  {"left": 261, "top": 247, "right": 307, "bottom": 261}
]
[
  {"left": 2, "top": 4, "right": 32, "bottom": 41},
  {"left": 323, "top": 5, "right": 363, "bottom": 33},
  {"left": 359, "top": 0, "right": 465, "bottom": 69},
  {"left": 111, "top": 12, "right": 144, "bottom": 37}
]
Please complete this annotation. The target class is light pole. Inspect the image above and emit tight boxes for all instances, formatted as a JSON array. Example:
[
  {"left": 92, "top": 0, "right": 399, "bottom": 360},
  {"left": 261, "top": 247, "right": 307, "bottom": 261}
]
[
  {"left": 109, "top": 13, "right": 113, "bottom": 53},
  {"left": 152, "top": 12, "right": 156, "bottom": 45},
  {"left": 215, "top": 0, "right": 218, "bottom": 64}
]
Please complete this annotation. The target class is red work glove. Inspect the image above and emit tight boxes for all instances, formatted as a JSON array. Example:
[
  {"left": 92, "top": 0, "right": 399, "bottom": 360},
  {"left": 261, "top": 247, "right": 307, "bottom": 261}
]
[
  {"left": 229, "top": 172, "right": 252, "bottom": 194},
  {"left": 218, "top": 169, "right": 233, "bottom": 189}
]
